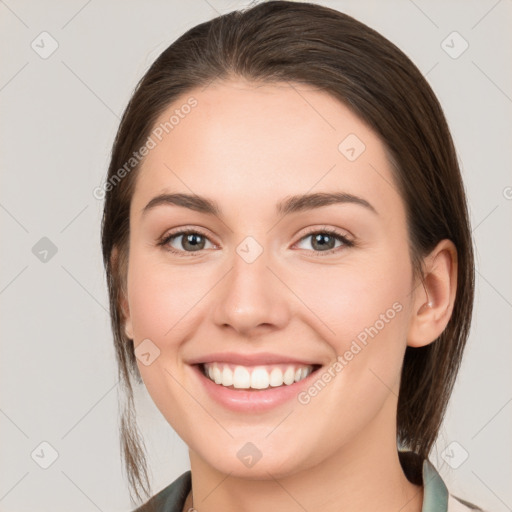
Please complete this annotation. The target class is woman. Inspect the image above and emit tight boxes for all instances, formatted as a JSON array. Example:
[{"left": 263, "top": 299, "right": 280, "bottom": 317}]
[{"left": 100, "top": 1, "right": 482, "bottom": 511}]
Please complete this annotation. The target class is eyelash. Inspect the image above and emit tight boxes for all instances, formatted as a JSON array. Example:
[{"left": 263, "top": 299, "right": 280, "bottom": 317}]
[{"left": 157, "top": 226, "right": 355, "bottom": 258}]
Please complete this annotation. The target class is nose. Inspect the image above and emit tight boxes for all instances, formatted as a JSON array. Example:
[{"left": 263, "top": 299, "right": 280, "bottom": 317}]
[{"left": 212, "top": 241, "right": 290, "bottom": 337}]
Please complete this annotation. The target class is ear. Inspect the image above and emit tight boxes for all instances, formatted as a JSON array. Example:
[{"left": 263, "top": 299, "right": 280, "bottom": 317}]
[
  {"left": 407, "top": 239, "right": 458, "bottom": 348},
  {"left": 111, "top": 246, "right": 133, "bottom": 340}
]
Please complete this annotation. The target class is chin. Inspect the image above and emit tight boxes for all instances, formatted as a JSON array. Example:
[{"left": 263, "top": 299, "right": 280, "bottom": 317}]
[{"left": 194, "top": 442, "right": 316, "bottom": 481}]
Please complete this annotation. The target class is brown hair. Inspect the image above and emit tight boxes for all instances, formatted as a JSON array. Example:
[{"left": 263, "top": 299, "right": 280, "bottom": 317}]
[{"left": 100, "top": 0, "right": 474, "bottom": 505}]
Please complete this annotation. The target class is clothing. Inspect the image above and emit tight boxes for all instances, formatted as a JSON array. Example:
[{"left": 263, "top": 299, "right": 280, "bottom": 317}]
[{"left": 132, "top": 450, "right": 483, "bottom": 512}]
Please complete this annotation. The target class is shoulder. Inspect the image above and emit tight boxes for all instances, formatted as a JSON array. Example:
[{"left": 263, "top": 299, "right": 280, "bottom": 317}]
[{"left": 131, "top": 470, "right": 191, "bottom": 512}]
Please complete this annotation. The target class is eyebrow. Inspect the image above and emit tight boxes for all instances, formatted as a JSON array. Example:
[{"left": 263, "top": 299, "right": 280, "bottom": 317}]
[{"left": 141, "top": 191, "right": 377, "bottom": 218}]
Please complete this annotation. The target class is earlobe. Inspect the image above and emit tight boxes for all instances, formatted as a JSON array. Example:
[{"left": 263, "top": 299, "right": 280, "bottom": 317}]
[
  {"left": 123, "top": 319, "right": 134, "bottom": 341},
  {"left": 407, "top": 239, "right": 458, "bottom": 348},
  {"left": 121, "top": 294, "right": 133, "bottom": 340}
]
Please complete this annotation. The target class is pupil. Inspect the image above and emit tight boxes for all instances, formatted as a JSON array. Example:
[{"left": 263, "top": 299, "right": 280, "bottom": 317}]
[
  {"left": 314, "top": 233, "right": 334, "bottom": 251},
  {"left": 185, "top": 233, "right": 204, "bottom": 251}
]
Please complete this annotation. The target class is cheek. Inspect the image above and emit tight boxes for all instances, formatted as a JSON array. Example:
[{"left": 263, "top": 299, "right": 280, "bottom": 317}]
[
  {"left": 298, "top": 254, "right": 412, "bottom": 400},
  {"left": 299, "top": 255, "right": 412, "bottom": 346},
  {"left": 291, "top": 268, "right": 410, "bottom": 444},
  {"left": 127, "top": 255, "right": 207, "bottom": 342},
  {"left": 126, "top": 254, "right": 204, "bottom": 408}
]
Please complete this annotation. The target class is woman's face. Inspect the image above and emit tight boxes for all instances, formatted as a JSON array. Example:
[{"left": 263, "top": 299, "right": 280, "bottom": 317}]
[{"left": 122, "top": 78, "right": 420, "bottom": 478}]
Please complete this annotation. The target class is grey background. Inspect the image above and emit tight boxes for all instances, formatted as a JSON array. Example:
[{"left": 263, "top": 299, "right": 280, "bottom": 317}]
[{"left": 0, "top": 0, "right": 511, "bottom": 511}]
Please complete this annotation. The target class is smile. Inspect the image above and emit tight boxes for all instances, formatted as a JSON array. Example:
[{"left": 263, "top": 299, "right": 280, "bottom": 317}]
[{"left": 201, "top": 362, "right": 319, "bottom": 390}]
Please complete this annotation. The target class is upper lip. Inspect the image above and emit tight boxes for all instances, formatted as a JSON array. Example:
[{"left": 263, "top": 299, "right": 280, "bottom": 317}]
[{"left": 187, "top": 352, "right": 322, "bottom": 366}]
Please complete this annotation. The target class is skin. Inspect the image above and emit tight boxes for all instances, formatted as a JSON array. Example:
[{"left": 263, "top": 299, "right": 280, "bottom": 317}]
[{"left": 117, "top": 78, "right": 457, "bottom": 512}]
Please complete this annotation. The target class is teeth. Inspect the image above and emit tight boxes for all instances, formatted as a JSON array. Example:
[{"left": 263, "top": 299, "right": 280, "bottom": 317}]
[
  {"left": 222, "top": 365, "right": 233, "bottom": 386},
  {"left": 203, "top": 363, "right": 315, "bottom": 390},
  {"left": 269, "top": 367, "right": 283, "bottom": 387},
  {"left": 212, "top": 365, "right": 222, "bottom": 384},
  {"left": 283, "top": 366, "right": 295, "bottom": 385},
  {"left": 233, "top": 366, "right": 251, "bottom": 388},
  {"left": 251, "top": 367, "right": 269, "bottom": 389}
]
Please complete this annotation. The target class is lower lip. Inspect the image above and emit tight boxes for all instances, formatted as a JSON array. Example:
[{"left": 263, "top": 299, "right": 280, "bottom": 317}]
[{"left": 191, "top": 364, "right": 321, "bottom": 413}]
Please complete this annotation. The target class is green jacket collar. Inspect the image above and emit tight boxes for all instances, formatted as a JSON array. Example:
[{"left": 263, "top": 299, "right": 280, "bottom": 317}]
[{"left": 399, "top": 449, "right": 449, "bottom": 511}]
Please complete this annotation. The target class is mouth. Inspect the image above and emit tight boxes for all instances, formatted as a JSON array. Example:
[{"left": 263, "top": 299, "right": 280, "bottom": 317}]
[{"left": 197, "top": 362, "right": 323, "bottom": 391}]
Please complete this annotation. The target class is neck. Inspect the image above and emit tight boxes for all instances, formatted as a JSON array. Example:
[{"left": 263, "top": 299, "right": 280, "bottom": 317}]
[{"left": 186, "top": 399, "right": 423, "bottom": 512}]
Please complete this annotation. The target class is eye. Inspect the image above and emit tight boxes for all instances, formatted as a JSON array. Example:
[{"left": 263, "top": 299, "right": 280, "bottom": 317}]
[
  {"left": 157, "top": 226, "right": 354, "bottom": 258},
  {"left": 158, "top": 228, "right": 215, "bottom": 257},
  {"left": 294, "top": 227, "right": 354, "bottom": 256}
]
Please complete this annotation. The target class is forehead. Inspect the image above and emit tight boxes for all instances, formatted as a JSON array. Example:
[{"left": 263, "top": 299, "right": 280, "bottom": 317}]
[{"left": 131, "top": 78, "right": 402, "bottom": 220}]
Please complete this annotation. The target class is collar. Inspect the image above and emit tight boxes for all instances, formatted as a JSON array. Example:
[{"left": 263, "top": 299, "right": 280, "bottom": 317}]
[{"left": 399, "top": 449, "right": 449, "bottom": 512}]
